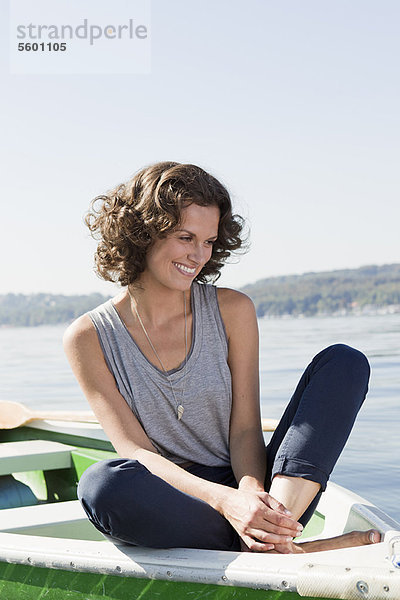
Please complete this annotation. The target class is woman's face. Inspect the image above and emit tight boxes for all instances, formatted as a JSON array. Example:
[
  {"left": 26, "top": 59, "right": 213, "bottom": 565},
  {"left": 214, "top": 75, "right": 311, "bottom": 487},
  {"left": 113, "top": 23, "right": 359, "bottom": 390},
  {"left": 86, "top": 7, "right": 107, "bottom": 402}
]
[{"left": 142, "top": 203, "right": 220, "bottom": 291}]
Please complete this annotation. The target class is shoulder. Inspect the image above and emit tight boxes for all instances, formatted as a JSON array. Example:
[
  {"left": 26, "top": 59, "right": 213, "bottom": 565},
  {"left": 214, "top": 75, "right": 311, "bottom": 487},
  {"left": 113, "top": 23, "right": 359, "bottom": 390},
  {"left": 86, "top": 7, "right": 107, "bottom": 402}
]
[
  {"left": 63, "top": 313, "right": 97, "bottom": 353},
  {"left": 63, "top": 294, "right": 121, "bottom": 350},
  {"left": 216, "top": 287, "right": 256, "bottom": 317},
  {"left": 216, "top": 287, "right": 257, "bottom": 340}
]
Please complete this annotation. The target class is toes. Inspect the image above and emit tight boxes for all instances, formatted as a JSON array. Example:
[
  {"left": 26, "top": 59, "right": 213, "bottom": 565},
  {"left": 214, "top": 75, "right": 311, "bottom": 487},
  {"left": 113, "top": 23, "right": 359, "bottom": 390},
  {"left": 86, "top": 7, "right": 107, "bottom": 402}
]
[
  {"left": 347, "top": 529, "right": 381, "bottom": 546},
  {"left": 366, "top": 529, "right": 381, "bottom": 544}
]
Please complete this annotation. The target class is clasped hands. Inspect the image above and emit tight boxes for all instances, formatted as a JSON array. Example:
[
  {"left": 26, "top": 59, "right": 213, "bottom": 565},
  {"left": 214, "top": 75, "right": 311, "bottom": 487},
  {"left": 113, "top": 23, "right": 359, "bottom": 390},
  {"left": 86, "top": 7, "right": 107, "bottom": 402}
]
[{"left": 221, "top": 487, "right": 303, "bottom": 553}]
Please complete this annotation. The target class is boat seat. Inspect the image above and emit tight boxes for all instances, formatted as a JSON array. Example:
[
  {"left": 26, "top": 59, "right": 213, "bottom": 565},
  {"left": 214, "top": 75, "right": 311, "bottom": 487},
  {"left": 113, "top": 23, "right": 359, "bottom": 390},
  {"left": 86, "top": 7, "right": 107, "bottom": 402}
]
[
  {"left": 0, "top": 499, "right": 103, "bottom": 540},
  {"left": 0, "top": 440, "right": 74, "bottom": 476}
]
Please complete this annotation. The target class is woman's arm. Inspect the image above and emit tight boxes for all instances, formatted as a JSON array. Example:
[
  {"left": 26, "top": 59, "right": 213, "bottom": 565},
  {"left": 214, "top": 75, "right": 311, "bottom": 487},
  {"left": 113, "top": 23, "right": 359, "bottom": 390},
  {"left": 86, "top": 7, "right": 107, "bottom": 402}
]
[
  {"left": 220, "top": 289, "right": 267, "bottom": 490},
  {"left": 217, "top": 289, "right": 303, "bottom": 550}
]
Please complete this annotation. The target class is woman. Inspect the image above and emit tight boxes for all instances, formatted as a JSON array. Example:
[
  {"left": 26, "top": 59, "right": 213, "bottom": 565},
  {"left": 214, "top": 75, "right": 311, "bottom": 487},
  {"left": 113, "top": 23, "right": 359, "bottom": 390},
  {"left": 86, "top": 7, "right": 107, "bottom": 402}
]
[{"left": 64, "top": 161, "right": 379, "bottom": 553}]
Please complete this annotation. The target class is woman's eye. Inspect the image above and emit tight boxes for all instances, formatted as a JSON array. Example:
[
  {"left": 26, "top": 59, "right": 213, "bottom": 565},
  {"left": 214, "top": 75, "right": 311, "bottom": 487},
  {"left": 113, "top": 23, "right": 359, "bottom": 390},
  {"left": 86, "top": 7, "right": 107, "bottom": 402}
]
[{"left": 180, "top": 236, "right": 192, "bottom": 242}]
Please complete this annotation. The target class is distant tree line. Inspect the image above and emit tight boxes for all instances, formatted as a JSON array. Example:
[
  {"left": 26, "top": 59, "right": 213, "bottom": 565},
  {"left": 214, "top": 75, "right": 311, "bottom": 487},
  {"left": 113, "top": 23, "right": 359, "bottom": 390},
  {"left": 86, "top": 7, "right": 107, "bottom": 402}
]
[
  {"left": 242, "top": 263, "right": 400, "bottom": 317},
  {"left": 0, "top": 293, "right": 110, "bottom": 327},
  {"left": 1, "top": 264, "right": 400, "bottom": 326}
]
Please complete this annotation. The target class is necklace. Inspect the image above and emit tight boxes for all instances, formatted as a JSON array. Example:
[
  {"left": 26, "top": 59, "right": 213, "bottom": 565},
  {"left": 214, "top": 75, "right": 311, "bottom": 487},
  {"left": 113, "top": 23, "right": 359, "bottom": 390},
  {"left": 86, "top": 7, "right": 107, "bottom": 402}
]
[{"left": 129, "top": 290, "right": 188, "bottom": 421}]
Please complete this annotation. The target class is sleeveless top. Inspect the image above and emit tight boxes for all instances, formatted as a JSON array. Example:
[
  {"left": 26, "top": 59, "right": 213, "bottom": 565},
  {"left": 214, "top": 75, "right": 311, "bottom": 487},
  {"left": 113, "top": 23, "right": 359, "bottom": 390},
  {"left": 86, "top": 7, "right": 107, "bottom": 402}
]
[{"left": 88, "top": 282, "right": 232, "bottom": 466}]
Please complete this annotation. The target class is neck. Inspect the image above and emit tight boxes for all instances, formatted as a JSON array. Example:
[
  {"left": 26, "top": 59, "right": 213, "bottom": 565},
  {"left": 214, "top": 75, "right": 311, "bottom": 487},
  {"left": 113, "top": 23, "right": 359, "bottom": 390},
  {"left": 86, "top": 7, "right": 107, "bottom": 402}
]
[{"left": 127, "top": 279, "right": 192, "bottom": 327}]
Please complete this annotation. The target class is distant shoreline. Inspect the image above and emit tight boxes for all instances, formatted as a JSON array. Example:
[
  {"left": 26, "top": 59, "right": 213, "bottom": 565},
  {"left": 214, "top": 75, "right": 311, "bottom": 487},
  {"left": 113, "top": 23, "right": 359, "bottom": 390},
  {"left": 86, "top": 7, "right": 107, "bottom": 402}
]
[
  {"left": 0, "top": 292, "right": 111, "bottom": 328},
  {"left": 242, "top": 263, "right": 400, "bottom": 318},
  {"left": 1, "top": 263, "right": 400, "bottom": 326},
  {"left": 2, "top": 308, "right": 400, "bottom": 330}
]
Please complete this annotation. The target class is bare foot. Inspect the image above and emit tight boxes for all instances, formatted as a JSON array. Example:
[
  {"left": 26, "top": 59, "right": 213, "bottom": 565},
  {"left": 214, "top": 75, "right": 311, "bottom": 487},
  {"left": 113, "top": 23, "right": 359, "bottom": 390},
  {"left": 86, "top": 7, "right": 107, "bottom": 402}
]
[{"left": 271, "top": 529, "right": 381, "bottom": 554}]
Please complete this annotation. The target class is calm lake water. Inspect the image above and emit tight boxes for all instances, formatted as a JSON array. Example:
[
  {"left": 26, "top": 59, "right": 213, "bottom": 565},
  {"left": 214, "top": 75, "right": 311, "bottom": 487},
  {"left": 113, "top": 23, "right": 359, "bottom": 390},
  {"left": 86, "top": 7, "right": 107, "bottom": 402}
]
[{"left": 0, "top": 313, "right": 399, "bottom": 522}]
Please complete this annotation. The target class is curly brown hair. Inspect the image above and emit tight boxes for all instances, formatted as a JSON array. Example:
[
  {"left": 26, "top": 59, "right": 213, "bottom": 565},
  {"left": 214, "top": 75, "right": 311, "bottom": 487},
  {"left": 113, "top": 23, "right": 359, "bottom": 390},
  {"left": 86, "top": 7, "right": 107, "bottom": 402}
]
[{"left": 85, "top": 161, "right": 246, "bottom": 286}]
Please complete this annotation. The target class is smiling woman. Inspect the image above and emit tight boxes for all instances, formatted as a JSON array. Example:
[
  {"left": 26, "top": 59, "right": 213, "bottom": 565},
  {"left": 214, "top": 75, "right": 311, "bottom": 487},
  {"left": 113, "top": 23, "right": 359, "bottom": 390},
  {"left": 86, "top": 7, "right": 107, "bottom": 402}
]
[{"left": 63, "top": 161, "right": 379, "bottom": 555}]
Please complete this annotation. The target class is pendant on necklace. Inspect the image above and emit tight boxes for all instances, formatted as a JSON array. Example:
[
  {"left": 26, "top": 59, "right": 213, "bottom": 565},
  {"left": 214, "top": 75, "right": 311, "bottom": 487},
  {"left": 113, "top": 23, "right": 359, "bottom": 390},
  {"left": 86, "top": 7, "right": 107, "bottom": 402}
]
[{"left": 177, "top": 404, "right": 184, "bottom": 420}]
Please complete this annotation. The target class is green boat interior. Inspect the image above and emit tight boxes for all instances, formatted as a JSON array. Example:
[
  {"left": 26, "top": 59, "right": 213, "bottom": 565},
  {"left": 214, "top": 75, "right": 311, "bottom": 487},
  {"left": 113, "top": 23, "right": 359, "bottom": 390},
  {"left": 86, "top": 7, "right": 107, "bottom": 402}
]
[{"left": 0, "top": 435, "right": 112, "bottom": 541}]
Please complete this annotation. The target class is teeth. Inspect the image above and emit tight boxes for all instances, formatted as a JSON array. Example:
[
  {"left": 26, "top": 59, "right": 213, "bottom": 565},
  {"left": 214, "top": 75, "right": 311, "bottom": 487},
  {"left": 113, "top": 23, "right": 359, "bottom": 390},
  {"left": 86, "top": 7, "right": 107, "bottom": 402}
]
[{"left": 174, "top": 262, "right": 196, "bottom": 274}]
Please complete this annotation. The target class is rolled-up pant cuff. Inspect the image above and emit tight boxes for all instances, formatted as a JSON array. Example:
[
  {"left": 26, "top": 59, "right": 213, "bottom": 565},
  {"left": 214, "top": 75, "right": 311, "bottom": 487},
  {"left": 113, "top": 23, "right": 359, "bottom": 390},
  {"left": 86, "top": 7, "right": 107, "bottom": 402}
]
[{"left": 271, "top": 457, "right": 329, "bottom": 492}]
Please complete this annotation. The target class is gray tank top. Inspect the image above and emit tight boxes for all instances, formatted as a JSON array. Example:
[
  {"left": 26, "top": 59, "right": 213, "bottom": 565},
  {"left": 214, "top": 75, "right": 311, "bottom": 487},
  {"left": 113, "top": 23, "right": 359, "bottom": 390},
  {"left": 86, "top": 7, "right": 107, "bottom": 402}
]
[{"left": 88, "top": 282, "right": 232, "bottom": 466}]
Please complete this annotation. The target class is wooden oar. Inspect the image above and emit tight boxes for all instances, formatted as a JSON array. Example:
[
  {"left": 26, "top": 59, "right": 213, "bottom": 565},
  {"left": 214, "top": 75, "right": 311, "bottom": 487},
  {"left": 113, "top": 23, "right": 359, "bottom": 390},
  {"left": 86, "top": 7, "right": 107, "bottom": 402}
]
[
  {"left": 261, "top": 418, "right": 278, "bottom": 432},
  {"left": 0, "top": 400, "right": 278, "bottom": 432},
  {"left": 0, "top": 401, "right": 98, "bottom": 430}
]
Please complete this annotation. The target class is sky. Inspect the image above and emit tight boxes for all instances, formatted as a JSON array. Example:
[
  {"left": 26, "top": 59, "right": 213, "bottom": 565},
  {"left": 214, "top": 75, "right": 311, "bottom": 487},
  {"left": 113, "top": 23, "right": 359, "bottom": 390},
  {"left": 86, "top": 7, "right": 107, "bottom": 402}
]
[{"left": 1, "top": 0, "right": 399, "bottom": 296}]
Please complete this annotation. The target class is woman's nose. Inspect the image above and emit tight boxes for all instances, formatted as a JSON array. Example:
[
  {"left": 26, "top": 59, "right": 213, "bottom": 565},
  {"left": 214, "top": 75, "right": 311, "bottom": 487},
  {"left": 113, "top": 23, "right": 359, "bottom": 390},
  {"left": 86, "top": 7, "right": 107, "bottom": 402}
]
[{"left": 188, "top": 243, "right": 208, "bottom": 263}]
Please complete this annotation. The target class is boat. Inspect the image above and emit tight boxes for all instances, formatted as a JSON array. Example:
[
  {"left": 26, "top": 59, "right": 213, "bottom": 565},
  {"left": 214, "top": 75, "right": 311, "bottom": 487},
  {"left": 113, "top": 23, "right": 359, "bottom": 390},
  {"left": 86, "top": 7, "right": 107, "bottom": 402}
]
[{"left": 0, "top": 418, "right": 399, "bottom": 600}]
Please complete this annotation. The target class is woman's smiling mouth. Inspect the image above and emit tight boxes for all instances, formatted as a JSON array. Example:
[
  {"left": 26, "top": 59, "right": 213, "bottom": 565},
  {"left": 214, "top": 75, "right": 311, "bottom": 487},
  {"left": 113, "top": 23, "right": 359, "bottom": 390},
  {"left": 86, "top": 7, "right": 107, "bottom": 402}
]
[{"left": 173, "top": 262, "right": 197, "bottom": 276}]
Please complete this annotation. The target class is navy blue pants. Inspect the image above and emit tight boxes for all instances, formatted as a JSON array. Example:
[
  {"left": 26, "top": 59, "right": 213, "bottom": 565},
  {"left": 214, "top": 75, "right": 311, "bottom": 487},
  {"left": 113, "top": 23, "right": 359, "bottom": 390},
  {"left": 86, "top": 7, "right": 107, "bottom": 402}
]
[{"left": 78, "top": 344, "right": 370, "bottom": 550}]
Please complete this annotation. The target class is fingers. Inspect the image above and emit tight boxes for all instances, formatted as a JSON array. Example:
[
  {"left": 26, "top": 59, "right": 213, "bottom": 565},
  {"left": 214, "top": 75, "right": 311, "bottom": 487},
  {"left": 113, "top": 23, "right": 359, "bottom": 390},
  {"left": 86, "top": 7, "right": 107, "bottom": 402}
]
[
  {"left": 273, "top": 542, "right": 298, "bottom": 554},
  {"left": 241, "top": 507, "right": 301, "bottom": 538},
  {"left": 227, "top": 489, "right": 305, "bottom": 553},
  {"left": 260, "top": 519, "right": 302, "bottom": 537},
  {"left": 263, "top": 509, "right": 303, "bottom": 537},
  {"left": 263, "top": 493, "right": 293, "bottom": 516},
  {"left": 259, "top": 493, "right": 303, "bottom": 536},
  {"left": 241, "top": 497, "right": 302, "bottom": 537},
  {"left": 247, "top": 528, "right": 294, "bottom": 546},
  {"left": 241, "top": 534, "right": 275, "bottom": 553}
]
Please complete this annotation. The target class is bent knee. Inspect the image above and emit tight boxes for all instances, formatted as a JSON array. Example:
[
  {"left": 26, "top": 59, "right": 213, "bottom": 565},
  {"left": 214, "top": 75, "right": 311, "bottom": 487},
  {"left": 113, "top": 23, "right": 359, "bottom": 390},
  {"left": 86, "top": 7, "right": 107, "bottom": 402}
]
[
  {"left": 78, "top": 458, "right": 147, "bottom": 509},
  {"left": 325, "top": 344, "right": 370, "bottom": 378}
]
